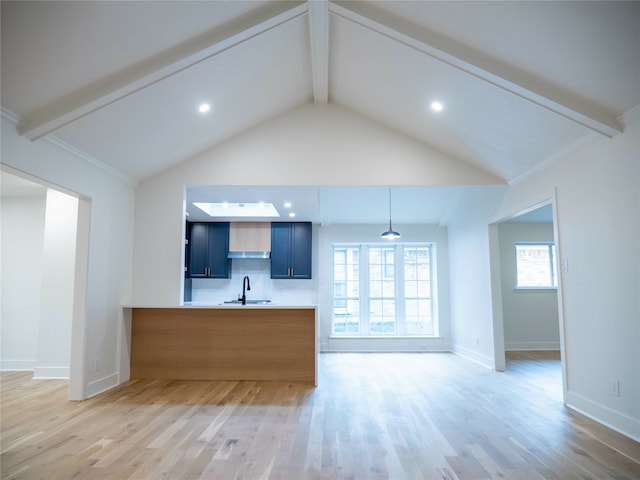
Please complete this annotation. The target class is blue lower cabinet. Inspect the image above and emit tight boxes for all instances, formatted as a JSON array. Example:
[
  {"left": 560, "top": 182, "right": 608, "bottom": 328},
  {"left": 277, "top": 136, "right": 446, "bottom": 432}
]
[{"left": 270, "top": 222, "right": 312, "bottom": 279}]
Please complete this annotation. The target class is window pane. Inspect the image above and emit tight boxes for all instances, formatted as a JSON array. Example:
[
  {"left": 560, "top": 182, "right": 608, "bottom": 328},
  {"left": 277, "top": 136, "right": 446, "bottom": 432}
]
[
  {"left": 417, "top": 280, "right": 430, "bottom": 297},
  {"left": 334, "top": 264, "right": 345, "bottom": 281},
  {"left": 370, "top": 299, "right": 396, "bottom": 334},
  {"left": 333, "top": 299, "right": 360, "bottom": 334},
  {"left": 369, "top": 247, "right": 396, "bottom": 334},
  {"left": 516, "top": 243, "right": 556, "bottom": 287},
  {"left": 405, "top": 299, "right": 433, "bottom": 335},
  {"left": 332, "top": 247, "right": 360, "bottom": 335},
  {"left": 382, "top": 279, "right": 395, "bottom": 297},
  {"left": 403, "top": 247, "right": 433, "bottom": 336}
]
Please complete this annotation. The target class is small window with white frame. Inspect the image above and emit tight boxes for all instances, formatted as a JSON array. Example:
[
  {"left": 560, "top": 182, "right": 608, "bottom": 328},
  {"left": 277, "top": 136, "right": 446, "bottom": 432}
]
[{"left": 515, "top": 242, "right": 557, "bottom": 288}]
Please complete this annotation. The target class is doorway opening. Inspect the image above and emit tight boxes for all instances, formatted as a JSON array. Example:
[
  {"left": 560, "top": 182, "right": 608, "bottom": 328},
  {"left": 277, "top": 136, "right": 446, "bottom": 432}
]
[
  {"left": 0, "top": 167, "right": 90, "bottom": 400},
  {"left": 488, "top": 196, "right": 567, "bottom": 404}
]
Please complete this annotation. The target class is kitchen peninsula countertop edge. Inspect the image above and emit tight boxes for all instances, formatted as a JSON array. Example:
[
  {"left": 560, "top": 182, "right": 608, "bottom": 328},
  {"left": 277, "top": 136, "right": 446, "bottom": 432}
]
[{"left": 123, "top": 304, "right": 317, "bottom": 309}]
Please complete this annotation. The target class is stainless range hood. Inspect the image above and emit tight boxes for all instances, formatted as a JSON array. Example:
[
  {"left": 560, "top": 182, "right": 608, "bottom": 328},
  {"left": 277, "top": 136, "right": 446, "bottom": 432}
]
[
  {"left": 228, "top": 250, "right": 270, "bottom": 259},
  {"left": 228, "top": 222, "right": 271, "bottom": 259}
]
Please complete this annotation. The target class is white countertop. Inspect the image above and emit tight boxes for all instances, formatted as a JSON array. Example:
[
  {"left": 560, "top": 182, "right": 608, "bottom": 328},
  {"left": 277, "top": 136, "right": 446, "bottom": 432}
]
[{"left": 123, "top": 303, "right": 316, "bottom": 309}]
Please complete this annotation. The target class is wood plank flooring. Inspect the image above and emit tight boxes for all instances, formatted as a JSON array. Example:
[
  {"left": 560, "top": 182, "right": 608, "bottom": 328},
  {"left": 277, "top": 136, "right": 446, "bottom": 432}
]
[{"left": 2, "top": 352, "right": 639, "bottom": 479}]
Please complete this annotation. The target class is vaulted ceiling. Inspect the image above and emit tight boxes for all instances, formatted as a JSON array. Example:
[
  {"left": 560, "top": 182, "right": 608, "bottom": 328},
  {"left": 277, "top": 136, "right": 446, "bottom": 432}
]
[{"left": 2, "top": 1, "right": 638, "bottom": 223}]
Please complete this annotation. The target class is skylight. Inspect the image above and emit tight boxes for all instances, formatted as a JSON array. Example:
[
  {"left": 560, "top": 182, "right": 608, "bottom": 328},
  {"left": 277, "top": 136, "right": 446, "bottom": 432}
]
[{"left": 193, "top": 202, "right": 280, "bottom": 218}]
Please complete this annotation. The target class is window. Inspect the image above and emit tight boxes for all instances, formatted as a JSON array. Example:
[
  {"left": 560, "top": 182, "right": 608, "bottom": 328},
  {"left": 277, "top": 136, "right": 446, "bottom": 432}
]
[
  {"left": 515, "top": 243, "right": 557, "bottom": 288},
  {"left": 369, "top": 247, "right": 396, "bottom": 334},
  {"left": 332, "top": 247, "right": 360, "bottom": 334},
  {"left": 403, "top": 247, "right": 433, "bottom": 335},
  {"left": 332, "top": 244, "right": 436, "bottom": 336}
]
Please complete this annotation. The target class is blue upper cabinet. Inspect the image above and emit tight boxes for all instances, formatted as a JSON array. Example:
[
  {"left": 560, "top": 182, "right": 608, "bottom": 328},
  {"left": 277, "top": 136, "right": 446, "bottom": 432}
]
[
  {"left": 270, "top": 222, "right": 312, "bottom": 279},
  {"left": 186, "top": 222, "right": 230, "bottom": 279}
]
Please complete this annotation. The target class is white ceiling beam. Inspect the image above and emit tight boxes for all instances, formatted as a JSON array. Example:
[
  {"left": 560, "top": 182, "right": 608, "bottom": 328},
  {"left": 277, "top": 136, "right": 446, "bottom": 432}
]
[
  {"left": 308, "top": 0, "right": 330, "bottom": 104},
  {"left": 330, "top": 2, "right": 622, "bottom": 137},
  {"left": 19, "top": 2, "right": 308, "bottom": 141}
]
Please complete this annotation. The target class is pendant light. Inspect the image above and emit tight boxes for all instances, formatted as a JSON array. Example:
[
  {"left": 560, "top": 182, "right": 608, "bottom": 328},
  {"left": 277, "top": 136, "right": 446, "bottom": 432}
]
[{"left": 380, "top": 187, "right": 401, "bottom": 239}]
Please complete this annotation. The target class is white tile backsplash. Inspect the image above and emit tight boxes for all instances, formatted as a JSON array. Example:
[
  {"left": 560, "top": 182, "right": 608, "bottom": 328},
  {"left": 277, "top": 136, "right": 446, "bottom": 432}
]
[{"left": 190, "top": 258, "right": 316, "bottom": 305}]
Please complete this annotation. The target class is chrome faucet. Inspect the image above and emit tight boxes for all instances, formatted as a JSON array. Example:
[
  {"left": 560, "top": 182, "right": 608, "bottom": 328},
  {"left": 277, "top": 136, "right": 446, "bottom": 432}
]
[{"left": 241, "top": 275, "right": 251, "bottom": 305}]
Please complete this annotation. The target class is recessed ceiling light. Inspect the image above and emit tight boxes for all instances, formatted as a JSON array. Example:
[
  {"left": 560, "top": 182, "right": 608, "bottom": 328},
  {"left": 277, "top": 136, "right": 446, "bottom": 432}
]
[
  {"left": 289, "top": 212, "right": 296, "bottom": 218},
  {"left": 431, "top": 101, "right": 444, "bottom": 112},
  {"left": 284, "top": 202, "right": 292, "bottom": 208},
  {"left": 198, "top": 103, "right": 211, "bottom": 113}
]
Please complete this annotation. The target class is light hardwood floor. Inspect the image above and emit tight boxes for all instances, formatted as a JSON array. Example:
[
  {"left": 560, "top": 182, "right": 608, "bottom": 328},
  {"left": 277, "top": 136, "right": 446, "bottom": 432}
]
[{"left": 2, "top": 352, "right": 639, "bottom": 479}]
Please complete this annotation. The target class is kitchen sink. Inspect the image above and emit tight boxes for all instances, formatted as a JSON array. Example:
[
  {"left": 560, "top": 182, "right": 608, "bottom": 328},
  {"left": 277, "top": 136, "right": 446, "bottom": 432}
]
[{"left": 223, "top": 299, "right": 271, "bottom": 305}]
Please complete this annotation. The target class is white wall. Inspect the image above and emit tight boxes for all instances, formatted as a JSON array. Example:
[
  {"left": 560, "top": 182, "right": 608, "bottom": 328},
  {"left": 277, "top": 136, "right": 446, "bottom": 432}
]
[
  {"left": 494, "top": 117, "right": 640, "bottom": 440},
  {"left": 1, "top": 115, "right": 135, "bottom": 399},
  {"left": 1, "top": 195, "right": 46, "bottom": 370},
  {"left": 447, "top": 186, "right": 507, "bottom": 367},
  {"left": 498, "top": 222, "right": 559, "bottom": 351},
  {"left": 133, "top": 103, "right": 502, "bottom": 306}
]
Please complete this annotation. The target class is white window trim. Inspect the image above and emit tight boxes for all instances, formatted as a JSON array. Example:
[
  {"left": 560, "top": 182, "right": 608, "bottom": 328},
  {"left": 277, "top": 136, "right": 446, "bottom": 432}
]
[
  {"left": 331, "top": 242, "right": 438, "bottom": 338},
  {"left": 514, "top": 242, "right": 557, "bottom": 289}
]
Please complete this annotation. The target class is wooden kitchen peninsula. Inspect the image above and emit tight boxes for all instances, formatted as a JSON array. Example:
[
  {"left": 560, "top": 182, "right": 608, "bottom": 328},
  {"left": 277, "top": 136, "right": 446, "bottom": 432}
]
[{"left": 127, "top": 306, "right": 317, "bottom": 384}]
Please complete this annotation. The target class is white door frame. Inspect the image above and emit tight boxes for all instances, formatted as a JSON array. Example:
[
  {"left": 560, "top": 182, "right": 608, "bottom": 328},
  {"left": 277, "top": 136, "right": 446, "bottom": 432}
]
[
  {"left": 68, "top": 196, "right": 91, "bottom": 400},
  {"left": 487, "top": 188, "right": 568, "bottom": 403},
  {"left": 1, "top": 165, "right": 90, "bottom": 400}
]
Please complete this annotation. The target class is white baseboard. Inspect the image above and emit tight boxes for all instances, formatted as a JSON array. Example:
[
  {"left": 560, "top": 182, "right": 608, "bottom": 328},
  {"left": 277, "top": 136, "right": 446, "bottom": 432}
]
[
  {"left": 33, "top": 366, "right": 69, "bottom": 379},
  {"left": 326, "top": 336, "right": 446, "bottom": 352},
  {"left": 86, "top": 373, "right": 119, "bottom": 398},
  {"left": 505, "top": 341, "right": 561, "bottom": 351},
  {"left": 566, "top": 390, "right": 640, "bottom": 442},
  {"left": 451, "top": 344, "right": 494, "bottom": 369},
  {"left": 1, "top": 359, "right": 36, "bottom": 371}
]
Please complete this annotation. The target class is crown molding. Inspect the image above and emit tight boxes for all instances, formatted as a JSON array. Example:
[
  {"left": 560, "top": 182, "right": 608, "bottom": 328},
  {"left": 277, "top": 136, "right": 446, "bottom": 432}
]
[
  {"left": 508, "top": 132, "right": 601, "bottom": 186},
  {"left": 1, "top": 107, "right": 22, "bottom": 124},
  {"left": 619, "top": 104, "right": 640, "bottom": 128},
  {"left": 510, "top": 105, "right": 639, "bottom": 186},
  {"left": 1, "top": 107, "right": 137, "bottom": 187},
  {"left": 44, "top": 136, "right": 138, "bottom": 187}
]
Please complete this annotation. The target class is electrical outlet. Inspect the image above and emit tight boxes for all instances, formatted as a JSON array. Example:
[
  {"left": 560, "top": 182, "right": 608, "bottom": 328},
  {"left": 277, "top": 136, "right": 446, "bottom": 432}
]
[
  {"left": 93, "top": 357, "right": 99, "bottom": 372},
  {"left": 476, "top": 337, "right": 480, "bottom": 347},
  {"left": 610, "top": 379, "right": 620, "bottom": 397}
]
